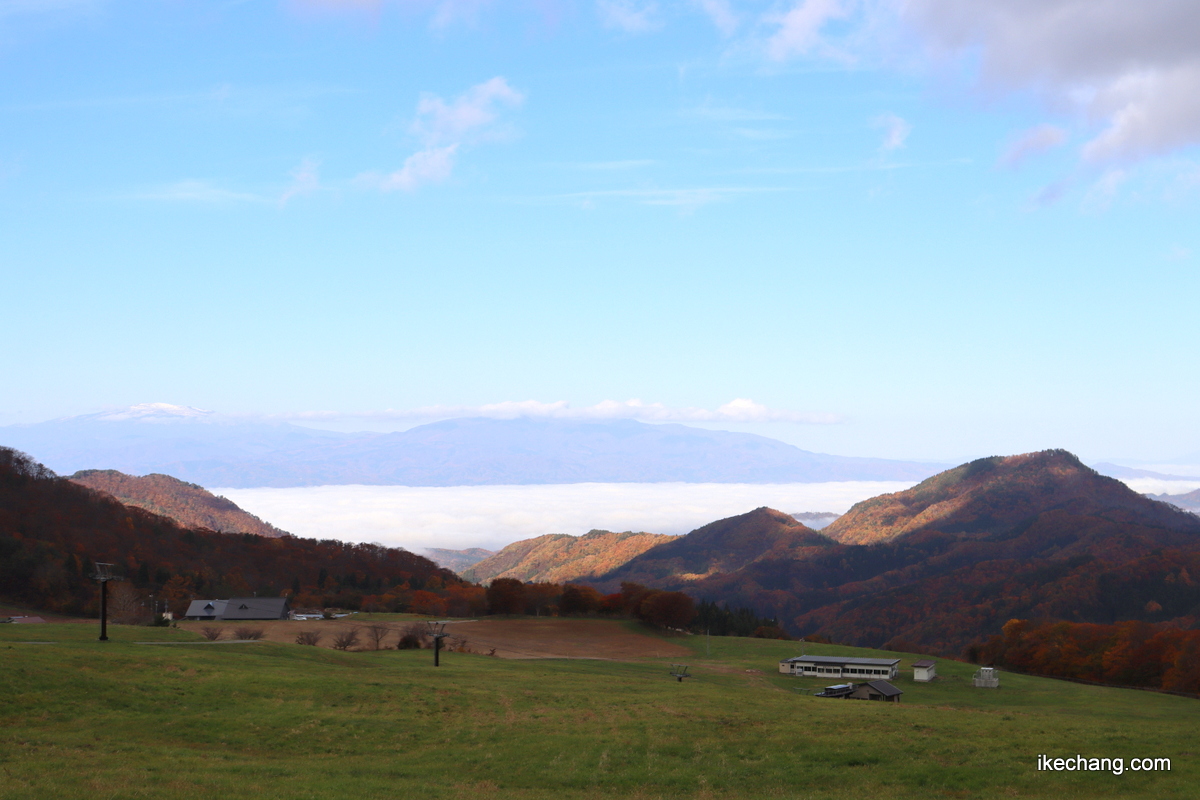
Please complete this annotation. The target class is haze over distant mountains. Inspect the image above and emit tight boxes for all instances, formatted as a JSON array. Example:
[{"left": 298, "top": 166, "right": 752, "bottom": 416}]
[{"left": 0, "top": 403, "right": 947, "bottom": 488}]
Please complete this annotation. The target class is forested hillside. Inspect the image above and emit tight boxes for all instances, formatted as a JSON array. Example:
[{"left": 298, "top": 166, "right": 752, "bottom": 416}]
[
  {"left": 0, "top": 448, "right": 459, "bottom": 616},
  {"left": 69, "top": 469, "right": 288, "bottom": 538},
  {"left": 575, "top": 451, "right": 1200, "bottom": 681}
]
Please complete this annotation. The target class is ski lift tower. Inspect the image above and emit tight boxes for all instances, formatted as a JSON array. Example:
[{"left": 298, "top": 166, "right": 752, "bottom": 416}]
[
  {"left": 426, "top": 621, "right": 451, "bottom": 666},
  {"left": 91, "top": 562, "right": 123, "bottom": 642}
]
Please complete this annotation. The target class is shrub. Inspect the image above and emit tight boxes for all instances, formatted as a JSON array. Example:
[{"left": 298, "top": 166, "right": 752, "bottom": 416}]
[
  {"left": 295, "top": 630, "right": 323, "bottom": 646},
  {"left": 331, "top": 628, "right": 360, "bottom": 651},
  {"left": 397, "top": 622, "right": 426, "bottom": 650},
  {"left": 200, "top": 626, "right": 223, "bottom": 641},
  {"left": 233, "top": 627, "right": 265, "bottom": 640}
]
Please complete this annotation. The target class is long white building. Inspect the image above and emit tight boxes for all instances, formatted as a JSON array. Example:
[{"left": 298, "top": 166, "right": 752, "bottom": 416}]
[{"left": 779, "top": 654, "right": 900, "bottom": 680}]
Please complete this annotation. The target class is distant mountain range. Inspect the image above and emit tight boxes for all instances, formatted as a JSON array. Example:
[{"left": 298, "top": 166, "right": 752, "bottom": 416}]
[
  {"left": 424, "top": 547, "right": 496, "bottom": 573},
  {"left": 0, "top": 403, "right": 946, "bottom": 488},
  {"left": 1147, "top": 488, "right": 1200, "bottom": 512},
  {"left": 68, "top": 469, "right": 289, "bottom": 538}
]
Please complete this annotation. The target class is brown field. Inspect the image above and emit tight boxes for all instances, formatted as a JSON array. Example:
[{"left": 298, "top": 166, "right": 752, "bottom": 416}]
[{"left": 173, "top": 616, "right": 693, "bottom": 659}]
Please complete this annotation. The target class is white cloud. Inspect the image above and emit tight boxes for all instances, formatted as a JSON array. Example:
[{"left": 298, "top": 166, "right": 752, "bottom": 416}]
[
  {"left": 897, "top": 0, "right": 1200, "bottom": 165},
  {"left": 214, "top": 480, "right": 912, "bottom": 552},
  {"left": 279, "top": 156, "right": 320, "bottom": 204},
  {"left": 381, "top": 144, "right": 458, "bottom": 191},
  {"left": 765, "top": 0, "right": 847, "bottom": 62},
  {"left": 370, "top": 76, "right": 523, "bottom": 192},
  {"left": 873, "top": 112, "right": 911, "bottom": 151},
  {"left": 597, "top": 0, "right": 660, "bottom": 34},
  {"left": 1001, "top": 124, "right": 1068, "bottom": 169},
  {"left": 281, "top": 398, "right": 842, "bottom": 425},
  {"left": 695, "top": 0, "right": 738, "bottom": 36},
  {"left": 411, "top": 76, "right": 523, "bottom": 145}
]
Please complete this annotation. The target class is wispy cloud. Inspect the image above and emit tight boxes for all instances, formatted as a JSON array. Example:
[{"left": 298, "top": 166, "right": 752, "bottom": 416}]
[
  {"left": 555, "top": 185, "right": 794, "bottom": 209},
  {"left": 873, "top": 112, "right": 911, "bottom": 151},
  {"left": 764, "top": 0, "right": 848, "bottom": 62},
  {"left": 596, "top": 0, "right": 660, "bottom": 34},
  {"left": 279, "top": 398, "right": 842, "bottom": 425},
  {"left": 279, "top": 156, "right": 321, "bottom": 205},
  {"left": 1000, "top": 124, "right": 1068, "bottom": 169},
  {"left": 694, "top": 0, "right": 738, "bottom": 36},
  {"left": 366, "top": 76, "right": 524, "bottom": 192}
]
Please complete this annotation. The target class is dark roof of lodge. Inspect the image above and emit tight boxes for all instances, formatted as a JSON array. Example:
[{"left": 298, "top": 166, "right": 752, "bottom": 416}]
[
  {"left": 781, "top": 655, "right": 901, "bottom": 667},
  {"left": 912, "top": 659, "right": 937, "bottom": 668},
  {"left": 866, "top": 680, "right": 903, "bottom": 697},
  {"left": 221, "top": 597, "right": 290, "bottom": 620}
]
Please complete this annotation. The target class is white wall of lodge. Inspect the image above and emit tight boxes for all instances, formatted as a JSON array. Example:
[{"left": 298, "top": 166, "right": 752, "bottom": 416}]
[{"left": 779, "top": 661, "right": 898, "bottom": 679}]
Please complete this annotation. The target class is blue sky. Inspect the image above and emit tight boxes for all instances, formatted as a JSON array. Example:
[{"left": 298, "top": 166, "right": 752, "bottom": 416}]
[{"left": 3, "top": 0, "right": 1198, "bottom": 464}]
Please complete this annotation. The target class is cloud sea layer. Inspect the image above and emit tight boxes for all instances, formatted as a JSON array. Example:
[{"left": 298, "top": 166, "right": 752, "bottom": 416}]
[
  {"left": 213, "top": 480, "right": 916, "bottom": 555},
  {"left": 214, "top": 477, "right": 1200, "bottom": 558}
]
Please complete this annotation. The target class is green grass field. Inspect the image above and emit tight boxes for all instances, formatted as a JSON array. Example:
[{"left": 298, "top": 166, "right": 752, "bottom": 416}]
[{"left": 1, "top": 619, "right": 1195, "bottom": 799}]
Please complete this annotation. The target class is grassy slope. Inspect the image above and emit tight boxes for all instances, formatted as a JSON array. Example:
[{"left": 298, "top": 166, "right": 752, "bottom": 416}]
[{"left": 1, "top": 621, "right": 1196, "bottom": 800}]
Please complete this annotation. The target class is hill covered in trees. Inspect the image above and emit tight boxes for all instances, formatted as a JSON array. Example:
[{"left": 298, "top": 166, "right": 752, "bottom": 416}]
[
  {"left": 573, "top": 451, "right": 1200, "bottom": 673},
  {"left": 462, "top": 530, "right": 674, "bottom": 584},
  {"left": 0, "top": 448, "right": 459, "bottom": 616},
  {"left": 820, "top": 449, "right": 1193, "bottom": 545},
  {"left": 68, "top": 469, "right": 288, "bottom": 538},
  {"left": 596, "top": 507, "right": 834, "bottom": 589}
]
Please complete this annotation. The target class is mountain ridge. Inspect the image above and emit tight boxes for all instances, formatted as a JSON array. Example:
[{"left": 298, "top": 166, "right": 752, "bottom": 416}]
[{"left": 0, "top": 408, "right": 944, "bottom": 488}]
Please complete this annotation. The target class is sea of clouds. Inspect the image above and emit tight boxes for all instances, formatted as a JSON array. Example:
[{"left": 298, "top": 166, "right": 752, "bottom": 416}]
[
  {"left": 213, "top": 477, "right": 1200, "bottom": 558},
  {"left": 212, "top": 481, "right": 916, "bottom": 555}
]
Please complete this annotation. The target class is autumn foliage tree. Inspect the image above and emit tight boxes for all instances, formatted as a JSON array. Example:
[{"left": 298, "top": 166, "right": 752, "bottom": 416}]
[{"left": 486, "top": 578, "right": 526, "bottom": 615}]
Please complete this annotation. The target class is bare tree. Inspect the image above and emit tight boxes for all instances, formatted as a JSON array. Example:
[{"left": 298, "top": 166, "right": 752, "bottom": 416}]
[
  {"left": 331, "top": 628, "right": 360, "bottom": 651},
  {"left": 295, "top": 630, "right": 323, "bottom": 646},
  {"left": 233, "top": 627, "right": 265, "bottom": 640},
  {"left": 109, "top": 582, "right": 151, "bottom": 625},
  {"left": 200, "top": 626, "right": 223, "bottom": 641},
  {"left": 364, "top": 624, "right": 391, "bottom": 651}
]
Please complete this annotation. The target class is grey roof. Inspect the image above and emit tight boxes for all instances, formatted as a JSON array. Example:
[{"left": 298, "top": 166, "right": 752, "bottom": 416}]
[
  {"left": 184, "top": 599, "right": 227, "bottom": 618},
  {"left": 220, "top": 597, "right": 290, "bottom": 620},
  {"left": 782, "top": 655, "right": 900, "bottom": 667},
  {"left": 912, "top": 659, "right": 937, "bottom": 668},
  {"left": 865, "top": 680, "right": 903, "bottom": 697}
]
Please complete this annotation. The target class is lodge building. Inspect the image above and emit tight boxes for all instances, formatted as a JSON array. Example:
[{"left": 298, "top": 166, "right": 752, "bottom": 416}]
[{"left": 778, "top": 654, "right": 901, "bottom": 680}]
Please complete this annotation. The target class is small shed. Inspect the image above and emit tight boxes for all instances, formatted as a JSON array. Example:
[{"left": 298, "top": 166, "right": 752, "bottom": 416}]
[
  {"left": 848, "top": 680, "right": 903, "bottom": 703},
  {"left": 973, "top": 667, "right": 1000, "bottom": 688},
  {"left": 912, "top": 659, "right": 937, "bottom": 682}
]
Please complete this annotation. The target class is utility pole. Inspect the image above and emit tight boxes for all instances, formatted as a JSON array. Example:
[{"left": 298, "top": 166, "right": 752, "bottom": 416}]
[
  {"left": 91, "top": 563, "right": 122, "bottom": 641},
  {"left": 426, "top": 621, "right": 449, "bottom": 666},
  {"left": 706, "top": 628, "right": 710, "bottom": 657}
]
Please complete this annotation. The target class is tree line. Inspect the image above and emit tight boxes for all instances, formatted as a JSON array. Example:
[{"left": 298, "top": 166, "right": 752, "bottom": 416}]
[{"left": 967, "top": 617, "right": 1200, "bottom": 695}]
